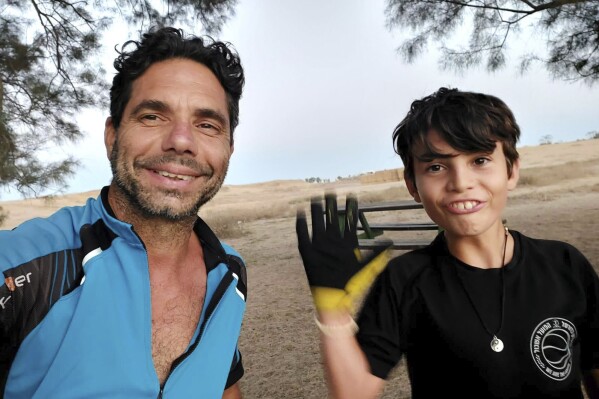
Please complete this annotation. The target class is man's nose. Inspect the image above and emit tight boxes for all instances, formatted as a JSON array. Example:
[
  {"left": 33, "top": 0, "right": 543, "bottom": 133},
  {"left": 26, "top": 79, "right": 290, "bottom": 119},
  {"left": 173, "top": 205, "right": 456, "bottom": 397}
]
[{"left": 162, "top": 120, "right": 197, "bottom": 155}]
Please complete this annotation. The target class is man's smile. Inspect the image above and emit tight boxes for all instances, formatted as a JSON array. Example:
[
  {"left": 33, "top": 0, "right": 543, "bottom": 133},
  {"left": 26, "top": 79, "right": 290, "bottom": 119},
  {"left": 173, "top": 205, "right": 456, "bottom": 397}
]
[{"left": 154, "top": 169, "right": 195, "bottom": 181}]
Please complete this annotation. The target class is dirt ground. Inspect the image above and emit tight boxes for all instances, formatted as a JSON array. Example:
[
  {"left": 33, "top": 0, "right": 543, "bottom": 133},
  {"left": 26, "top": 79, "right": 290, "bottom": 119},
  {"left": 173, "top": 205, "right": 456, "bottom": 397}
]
[
  {"left": 2, "top": 139, "right": 598, "bottom": 398},
  {"left": 225, "top": 139, "right": 599, "bottom": 398},
  {"left": 228, "top": 191, "right": 599, "bottom": 398}
]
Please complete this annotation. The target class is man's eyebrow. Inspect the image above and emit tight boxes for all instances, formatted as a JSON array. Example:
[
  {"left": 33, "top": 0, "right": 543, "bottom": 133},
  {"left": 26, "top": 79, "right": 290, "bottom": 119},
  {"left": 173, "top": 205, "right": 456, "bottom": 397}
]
[
  {"left": 130, "top": 100, "right": 170, "bottom": 116},
  {"left": 194, "top": 108, "right": 228, "bottom": 128}
]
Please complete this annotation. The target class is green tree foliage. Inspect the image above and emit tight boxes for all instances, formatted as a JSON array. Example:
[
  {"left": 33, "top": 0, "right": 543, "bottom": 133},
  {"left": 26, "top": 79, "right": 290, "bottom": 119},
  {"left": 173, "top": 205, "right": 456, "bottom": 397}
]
[
  {"left": 586, "top": 130, "right": 599, "bottom": 139},
  {"left": 385, "top": 0, "right": 599, "bottom": 83},
  {"left": 0, "top": 0, "right": 237, "bottom": 197}
]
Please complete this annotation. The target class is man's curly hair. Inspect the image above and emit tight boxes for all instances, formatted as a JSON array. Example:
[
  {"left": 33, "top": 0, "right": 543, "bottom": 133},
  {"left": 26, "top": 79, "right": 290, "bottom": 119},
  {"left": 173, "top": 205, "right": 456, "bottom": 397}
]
[{"left": 110, "top": 27, "right": 245, "bottom": 142}]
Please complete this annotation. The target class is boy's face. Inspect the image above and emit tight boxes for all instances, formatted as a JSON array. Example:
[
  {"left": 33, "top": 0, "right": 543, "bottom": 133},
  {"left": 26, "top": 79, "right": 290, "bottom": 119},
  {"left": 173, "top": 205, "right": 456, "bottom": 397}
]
[{"left": 405, "top": 130, "right": 519, "bottom": 239}]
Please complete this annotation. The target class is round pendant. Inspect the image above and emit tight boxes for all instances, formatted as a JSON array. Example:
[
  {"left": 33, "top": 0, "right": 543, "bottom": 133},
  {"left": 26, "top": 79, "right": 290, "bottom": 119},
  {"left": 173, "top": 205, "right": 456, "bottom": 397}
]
[{"left": 491, "top": 336, "right": 504, "bottom": 352}]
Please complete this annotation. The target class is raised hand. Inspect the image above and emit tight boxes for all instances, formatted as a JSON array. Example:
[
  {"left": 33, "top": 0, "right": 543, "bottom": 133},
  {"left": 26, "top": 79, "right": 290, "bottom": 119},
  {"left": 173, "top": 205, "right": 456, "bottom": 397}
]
[{"left": 296, "top": 193, "right": 391, "bottom": 314}]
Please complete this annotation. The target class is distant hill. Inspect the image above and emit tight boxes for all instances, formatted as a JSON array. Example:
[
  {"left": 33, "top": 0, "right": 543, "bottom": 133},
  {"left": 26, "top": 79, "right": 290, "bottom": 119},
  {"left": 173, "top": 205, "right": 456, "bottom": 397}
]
[{"left": 2, "top": 138, "right": 598, "bottom": 230}]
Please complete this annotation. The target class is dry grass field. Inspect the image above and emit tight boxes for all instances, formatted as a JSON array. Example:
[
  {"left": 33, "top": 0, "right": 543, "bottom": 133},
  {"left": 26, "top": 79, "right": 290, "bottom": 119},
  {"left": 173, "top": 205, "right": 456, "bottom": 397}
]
[{"left": 2, "top": 138, "right": 599, "bottom": 398}]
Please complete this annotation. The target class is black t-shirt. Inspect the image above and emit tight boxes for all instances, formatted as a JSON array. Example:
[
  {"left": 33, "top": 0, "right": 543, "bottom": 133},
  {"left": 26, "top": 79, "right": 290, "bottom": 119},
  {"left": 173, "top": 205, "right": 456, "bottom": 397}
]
[{"left": 357, "top": 230, "right": 599, "bottom": 398}]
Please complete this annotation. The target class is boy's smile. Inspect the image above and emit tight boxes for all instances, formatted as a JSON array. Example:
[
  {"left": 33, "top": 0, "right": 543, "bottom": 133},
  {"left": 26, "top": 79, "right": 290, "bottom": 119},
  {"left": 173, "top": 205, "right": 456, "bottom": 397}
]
[
  {"left": 446, "top": 200, "right": 484, "bottom": 214},
  {"left": 406, "top": 130, "right": 519, "bottom": 240}
]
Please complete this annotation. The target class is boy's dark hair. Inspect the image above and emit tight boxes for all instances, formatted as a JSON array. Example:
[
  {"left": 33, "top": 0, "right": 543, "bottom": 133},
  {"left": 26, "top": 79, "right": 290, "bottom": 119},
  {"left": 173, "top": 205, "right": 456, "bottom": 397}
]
[
  {"left": 392, "top": 87, "right": 520, "bottom": 182},
  {"left": 110, "top": 27, "right": 245, "bottom": 142}
]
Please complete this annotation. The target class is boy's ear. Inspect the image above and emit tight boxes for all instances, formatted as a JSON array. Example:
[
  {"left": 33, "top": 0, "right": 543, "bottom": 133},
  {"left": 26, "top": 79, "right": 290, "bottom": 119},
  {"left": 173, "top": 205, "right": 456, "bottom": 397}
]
[
  {"left": 104, "top": 117, "right": 116, "bottom": 159},
  {"left": 405, "top": 175, "right": 422, "bottom": 203},
  {"left": 507, "top": 159, "right": 520, "bottom": 191}
]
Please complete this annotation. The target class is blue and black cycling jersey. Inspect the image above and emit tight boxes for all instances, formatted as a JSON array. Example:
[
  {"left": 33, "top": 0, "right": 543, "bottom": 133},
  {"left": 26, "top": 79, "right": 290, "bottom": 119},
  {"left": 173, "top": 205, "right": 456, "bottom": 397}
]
[{"left": 0, "top": 187, "right": 247, "bottom": 399}]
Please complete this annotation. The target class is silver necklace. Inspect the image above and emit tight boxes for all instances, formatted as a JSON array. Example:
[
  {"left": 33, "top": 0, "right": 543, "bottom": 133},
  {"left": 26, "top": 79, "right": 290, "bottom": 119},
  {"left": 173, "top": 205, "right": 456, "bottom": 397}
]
[{"left": 455, "top": 226, "right": 509, "bottom": 353}]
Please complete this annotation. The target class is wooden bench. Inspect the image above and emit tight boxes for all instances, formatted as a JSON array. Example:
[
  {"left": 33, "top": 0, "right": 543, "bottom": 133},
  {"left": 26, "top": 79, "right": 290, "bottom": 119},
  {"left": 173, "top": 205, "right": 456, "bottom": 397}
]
[{"left": 338, "top": 200, "right": 438, "bottom": 250}]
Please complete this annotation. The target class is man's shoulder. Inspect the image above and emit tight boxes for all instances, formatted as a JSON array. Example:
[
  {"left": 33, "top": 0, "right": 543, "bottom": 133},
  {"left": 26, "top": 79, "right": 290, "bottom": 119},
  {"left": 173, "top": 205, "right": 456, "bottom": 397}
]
[
  {"left": 0, "top": 197, "right": 104, "bottom": 270},
  {"left": 194, "top": 217, "right": 246, "bottom": 267},
  {"left": 4, "top": 197, "right": 100, "bottom": 235},
  {"left": 219, "top": 241, "right": 243, "bottom": 262}
]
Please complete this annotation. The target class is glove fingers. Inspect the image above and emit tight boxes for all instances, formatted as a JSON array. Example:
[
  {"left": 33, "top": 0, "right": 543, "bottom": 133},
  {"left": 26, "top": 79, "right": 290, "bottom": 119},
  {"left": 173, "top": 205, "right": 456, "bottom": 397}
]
[
  {"left": 296, "top": 209, "right": 311, "bottom": 251},
  {"left": 325, "top": 193, "right": 341, "bottom": 238},
  {"left": 344, "top": 195, "right": 359, "bottom": 247},
  {"left": 310, "top": 197, "right": 325, "bottom": 237}
]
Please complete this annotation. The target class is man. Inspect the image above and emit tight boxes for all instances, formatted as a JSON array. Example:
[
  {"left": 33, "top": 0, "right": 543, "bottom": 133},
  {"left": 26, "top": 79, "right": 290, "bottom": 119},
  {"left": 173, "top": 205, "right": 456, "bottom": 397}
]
[
  {"left": 0, "top": 27, "right": 247, "bottom": 398},
  {"left": 297, "top": 88, "right": 599, "bottom": 398}
]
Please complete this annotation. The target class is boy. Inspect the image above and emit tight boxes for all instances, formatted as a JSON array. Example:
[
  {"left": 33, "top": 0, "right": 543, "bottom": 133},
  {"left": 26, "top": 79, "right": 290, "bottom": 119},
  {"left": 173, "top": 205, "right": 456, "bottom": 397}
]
[{"left": 296, "top": 87, "right": 599, "bottom": 398}]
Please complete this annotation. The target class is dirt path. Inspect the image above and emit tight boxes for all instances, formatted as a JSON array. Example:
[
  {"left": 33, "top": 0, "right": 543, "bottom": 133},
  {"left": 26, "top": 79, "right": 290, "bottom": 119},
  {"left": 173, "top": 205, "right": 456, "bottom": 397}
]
[
  {"left": 2, "top": 139, "right": 598, "bottom": 398},
  {"left": 231, "top": 189, "right": 599, "bottom": 398}
]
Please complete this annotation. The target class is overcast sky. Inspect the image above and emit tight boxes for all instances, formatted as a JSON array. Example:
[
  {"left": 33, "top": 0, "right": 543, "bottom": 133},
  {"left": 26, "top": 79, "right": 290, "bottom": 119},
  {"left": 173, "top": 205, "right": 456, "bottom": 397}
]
[{"left": 3, "top": 0, "right": 599, "bottom": 200}]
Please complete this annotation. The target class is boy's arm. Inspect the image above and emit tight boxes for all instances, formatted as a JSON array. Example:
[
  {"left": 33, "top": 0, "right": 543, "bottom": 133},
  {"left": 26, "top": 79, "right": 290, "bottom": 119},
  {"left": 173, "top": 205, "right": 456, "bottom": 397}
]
[
  {"left": 317, "top": 311, "right": 385, "bottom": 399},
  {"left": 582, "top": 369, "right": 599, "bottom": 399},
  {"left": 296, "top": 194, "right": 391, "bottom": 399}
]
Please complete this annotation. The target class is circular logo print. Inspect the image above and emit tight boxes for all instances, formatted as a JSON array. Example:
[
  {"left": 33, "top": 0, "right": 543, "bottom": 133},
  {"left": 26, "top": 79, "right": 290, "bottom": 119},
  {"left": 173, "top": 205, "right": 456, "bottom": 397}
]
[{"left": 530, "top": 317, "right": 577, "bottom": 381}]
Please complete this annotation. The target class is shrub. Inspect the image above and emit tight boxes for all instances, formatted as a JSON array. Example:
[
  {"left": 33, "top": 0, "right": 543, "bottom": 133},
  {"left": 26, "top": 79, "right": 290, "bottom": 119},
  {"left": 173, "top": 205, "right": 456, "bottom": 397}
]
[
  {"left": 539, "top": 135, "right": 553, "bottom": 145},
  {"left": 0, "top": 206, "right": 7, "bottom": 227}
]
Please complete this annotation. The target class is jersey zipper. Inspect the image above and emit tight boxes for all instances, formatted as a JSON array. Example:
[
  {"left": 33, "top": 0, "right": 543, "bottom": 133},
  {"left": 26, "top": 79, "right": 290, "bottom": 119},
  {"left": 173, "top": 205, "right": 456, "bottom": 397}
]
[{"left": 157, "top": 269, "right": 235, "bottom": 398}]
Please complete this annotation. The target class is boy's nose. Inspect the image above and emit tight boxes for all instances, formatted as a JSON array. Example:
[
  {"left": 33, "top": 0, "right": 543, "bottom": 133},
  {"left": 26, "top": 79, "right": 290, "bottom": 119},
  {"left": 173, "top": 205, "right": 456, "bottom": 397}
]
[{"left": 447, "top": 167, "right": 475, "bottom": 192}]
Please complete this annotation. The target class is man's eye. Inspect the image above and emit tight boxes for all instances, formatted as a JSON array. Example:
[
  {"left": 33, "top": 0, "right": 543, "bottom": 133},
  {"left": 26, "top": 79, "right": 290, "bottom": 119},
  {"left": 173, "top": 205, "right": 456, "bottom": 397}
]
[
  {"left": 138, "top": 114, "right": 166, "bottom": 126},
  {"left": 427, "top": 164, "right": 442, "bottom": 172},
  {"left": 197, "top": 122, "right": 224, "bottom": 136},
  {"left": 140, "top": 114, "right": 161, "bottom": 122},
  {"left": 474, "top": 157, "right": 489, "bottom": 165}
]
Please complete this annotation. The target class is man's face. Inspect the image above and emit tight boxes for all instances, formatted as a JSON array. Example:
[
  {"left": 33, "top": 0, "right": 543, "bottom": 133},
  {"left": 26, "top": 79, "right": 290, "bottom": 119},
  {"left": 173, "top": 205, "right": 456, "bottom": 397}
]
[
  {"left": 105, "top": 58, "right": 233, "bottom": 220},
  {"left": 405, "top": 130, "right": 519, "bottom": 239}
]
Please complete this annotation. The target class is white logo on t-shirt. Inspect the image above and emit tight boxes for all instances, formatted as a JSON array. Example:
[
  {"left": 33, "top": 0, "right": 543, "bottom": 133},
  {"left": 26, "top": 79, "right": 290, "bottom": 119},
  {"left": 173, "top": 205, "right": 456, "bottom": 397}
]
[{"left": 530, "top": 317, "right": 577, "bottom": 381}]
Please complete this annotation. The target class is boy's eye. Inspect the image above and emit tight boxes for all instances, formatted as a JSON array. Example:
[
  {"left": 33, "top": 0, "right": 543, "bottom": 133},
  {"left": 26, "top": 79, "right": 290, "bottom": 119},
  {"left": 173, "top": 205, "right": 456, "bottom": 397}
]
[
  {"left": 427, "top": 164, "right": 443, "bottom": 172},
  {"left": 474, "top": 157, "right": 490, "bottom": 166}
]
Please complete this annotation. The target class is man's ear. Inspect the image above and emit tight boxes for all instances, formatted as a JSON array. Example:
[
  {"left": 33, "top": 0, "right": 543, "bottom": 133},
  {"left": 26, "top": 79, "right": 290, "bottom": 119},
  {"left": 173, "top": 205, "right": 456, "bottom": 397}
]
[
  {"left": 405, "top": 173, "right": 421, "bottom": 203},
  {"left": 104, "top": 117, "right": 116, "bottom": 159},
  {"left": 507, "top": 158, "right": 520, "bottom": 191}
]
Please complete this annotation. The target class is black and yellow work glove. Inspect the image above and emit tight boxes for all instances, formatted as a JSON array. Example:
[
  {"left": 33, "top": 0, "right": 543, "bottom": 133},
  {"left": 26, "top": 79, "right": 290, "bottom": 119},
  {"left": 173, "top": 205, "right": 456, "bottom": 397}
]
[{"left": 296, "top": 193, "right": 391, "bottom": 314}]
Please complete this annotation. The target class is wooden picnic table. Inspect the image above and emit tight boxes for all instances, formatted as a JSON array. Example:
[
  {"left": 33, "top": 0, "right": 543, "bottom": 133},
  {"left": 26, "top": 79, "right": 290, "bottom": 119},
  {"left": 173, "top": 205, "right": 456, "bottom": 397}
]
[{"left": 339, "top": 200, "right": 438, "bottom": 250}]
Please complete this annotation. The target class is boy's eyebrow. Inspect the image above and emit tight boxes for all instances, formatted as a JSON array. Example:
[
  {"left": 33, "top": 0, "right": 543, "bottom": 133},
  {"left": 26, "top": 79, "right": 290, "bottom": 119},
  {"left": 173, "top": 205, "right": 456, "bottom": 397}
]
[
  {"left": 414, "top": 149, "right": 495, "bottom": 162},
  {"left": 414, "top": 151, "right": 456, "bottom": 162}
]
